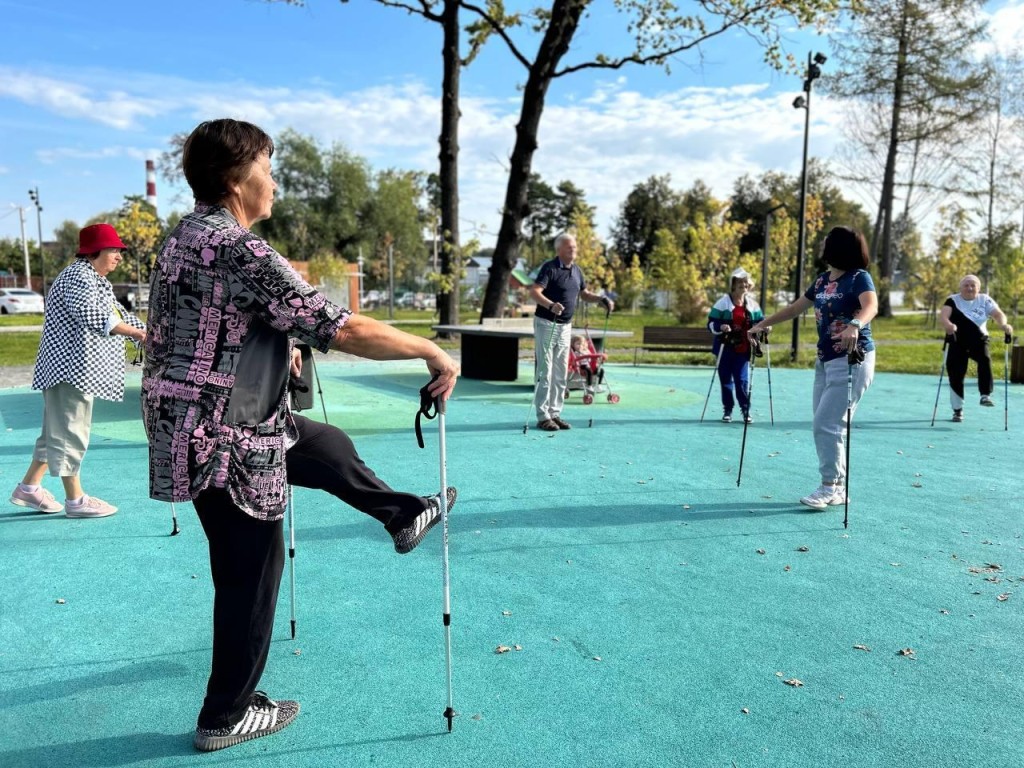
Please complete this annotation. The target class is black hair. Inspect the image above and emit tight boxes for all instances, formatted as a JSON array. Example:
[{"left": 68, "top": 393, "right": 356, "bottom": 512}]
[{"left": 821, "top": 226, "right": 869, "bottom": 271}]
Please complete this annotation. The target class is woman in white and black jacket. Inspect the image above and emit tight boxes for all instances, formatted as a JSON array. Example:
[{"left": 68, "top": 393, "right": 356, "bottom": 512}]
[
  {"left": 8, "top": 223, "right": 146, "bottom": 519},
  {"left": 940, "top": 274, "right": 1013, "bottom": 422}
]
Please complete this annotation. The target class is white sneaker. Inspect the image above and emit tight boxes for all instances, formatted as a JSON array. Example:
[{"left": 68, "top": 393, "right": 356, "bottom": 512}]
[
  {"left": 800, "top": 485, "right": 843, "bottom": 510},
  {"left": 65, "top": 495, "right": 118, "bottom": 519}
]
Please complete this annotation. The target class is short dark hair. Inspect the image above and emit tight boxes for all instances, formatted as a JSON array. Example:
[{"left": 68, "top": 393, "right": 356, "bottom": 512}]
[
  {"left": 821, "top": 226, "right": 869, "bottom": 271},
  {"left": 182, "top": 119, "right": 274, "bottom": 205}
]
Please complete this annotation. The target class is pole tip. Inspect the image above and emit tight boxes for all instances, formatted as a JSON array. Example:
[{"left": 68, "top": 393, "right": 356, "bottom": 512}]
[
  {"left": 444, "top": 707, "right": 455, "bottom": 732},
  {"left": 290, "top": 620, "right": 296, "bottom": 640},
  {"left": 171, "top": 524, "right": 180, "bottom": 536}
]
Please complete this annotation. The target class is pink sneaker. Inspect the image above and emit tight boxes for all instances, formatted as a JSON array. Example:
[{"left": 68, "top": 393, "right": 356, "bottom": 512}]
[
  {"left": 64, "top": 495, "right": 118, "bottom": 519},
  {"left": 10, "top": 485, "right": 63, "bottom": 514}
]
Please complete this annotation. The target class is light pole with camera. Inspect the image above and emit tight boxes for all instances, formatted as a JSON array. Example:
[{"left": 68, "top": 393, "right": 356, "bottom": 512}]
[
  {"left": 791, "top": 51, "right": 827, "bottom": 361},
  {"left": 28, "top": 187, "right": 45, "bottom": 295}
]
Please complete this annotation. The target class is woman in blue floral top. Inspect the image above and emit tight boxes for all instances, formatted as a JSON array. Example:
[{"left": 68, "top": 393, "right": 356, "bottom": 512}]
[
  {"left": 749, "top": 226, "right": 877, "bottom": 510},
  {"left": 142, "top": 119, "right": 459, "bottom": 752}
]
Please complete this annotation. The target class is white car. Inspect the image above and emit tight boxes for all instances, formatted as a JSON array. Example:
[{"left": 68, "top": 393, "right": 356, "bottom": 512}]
[{"left": 0, "top": 288, "right": 45, "bottom": 315}]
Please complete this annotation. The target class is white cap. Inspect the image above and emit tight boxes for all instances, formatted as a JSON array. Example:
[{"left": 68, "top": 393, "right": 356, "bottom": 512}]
[{"left": 730, "top": 268, "right": 750, "bottom": 281}]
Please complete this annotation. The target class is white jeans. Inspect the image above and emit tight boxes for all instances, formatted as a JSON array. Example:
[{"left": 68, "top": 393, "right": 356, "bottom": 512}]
[
  {"left": 533, "top": 317, "right": 571, "bottom": 421},
  {"left": 811, "top": 351, "right": 875, "bottom": 485}
]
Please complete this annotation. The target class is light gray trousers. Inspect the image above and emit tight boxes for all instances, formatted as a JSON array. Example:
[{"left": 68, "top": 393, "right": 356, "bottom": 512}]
[
  {"left": 811, "top": 351, "right": 875, "bottom": 485},
  {"left": 33, "top": 382, "right": 94, "bottom": 476},
  {"left": 533, "top": 316, "right": 571, "bottom": 421}
]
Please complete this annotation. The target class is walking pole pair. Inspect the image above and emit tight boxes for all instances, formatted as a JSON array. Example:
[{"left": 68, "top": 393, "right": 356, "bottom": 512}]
[
  {"left": 930, "top": 334, "right": 954, "bottom": 427},
  {"left": 843, "top": 347, "right": 865, "bottom": 529},
  {"left": 762, "top": 332, "right": 775, "bottom": 426},
  {"left": 1004, "top": 332, "right": 1012, "bottom": 431},
  {"left": 416, "top": 377, "right": 456, "bottom": 732}
]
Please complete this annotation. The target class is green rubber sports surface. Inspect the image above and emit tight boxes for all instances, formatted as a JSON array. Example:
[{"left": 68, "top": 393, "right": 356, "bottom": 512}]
[{"left": 1, "top": 359, "right": 1021, "bottom": 767}]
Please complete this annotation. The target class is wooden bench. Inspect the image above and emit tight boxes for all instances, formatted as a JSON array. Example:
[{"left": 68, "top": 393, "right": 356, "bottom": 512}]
[{"left": 633, "top": 326, "right": 714, "bottom": 365}]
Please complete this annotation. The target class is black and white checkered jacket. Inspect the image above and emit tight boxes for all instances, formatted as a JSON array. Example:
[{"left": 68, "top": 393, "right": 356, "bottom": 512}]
[{"left": 32, "top": 259, "right": 145, "bottom": 401}]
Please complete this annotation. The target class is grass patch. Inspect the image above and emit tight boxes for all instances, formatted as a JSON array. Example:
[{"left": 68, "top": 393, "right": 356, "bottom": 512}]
[{"left": 1, "top": 309, "right": 1012, "bottom": 379}]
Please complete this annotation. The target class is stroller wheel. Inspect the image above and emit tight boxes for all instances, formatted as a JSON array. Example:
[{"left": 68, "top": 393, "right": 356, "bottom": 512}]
[
  {"left": 608, "top": 393, "right": 620, "bottom": 404},
  {"left": 583, "top": 394, "right": 594, "bottom": 405}
]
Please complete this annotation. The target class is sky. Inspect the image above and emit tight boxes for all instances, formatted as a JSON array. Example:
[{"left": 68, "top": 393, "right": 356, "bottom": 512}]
[{"left": 0, "top": 0, "right": 1021, "bottom": 251}]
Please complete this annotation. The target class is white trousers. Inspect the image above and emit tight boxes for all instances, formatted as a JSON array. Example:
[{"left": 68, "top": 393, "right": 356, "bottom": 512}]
[
  {"left": 533, "top": 317, "right": 571, "bottom": 421},
  {"left": 811, "top": 351, "right": 875, "bottom": 485}
]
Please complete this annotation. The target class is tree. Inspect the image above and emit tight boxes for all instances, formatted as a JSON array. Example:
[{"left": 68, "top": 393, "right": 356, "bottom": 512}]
[
  {"left": 612, "top": 175, "right": 690, "bottom": 267},
  {"left": 826, "top": 0, "right": 991, "bottom": 316},
  {"left": 472, "top": 0, "right": 844, "bottom": 318},
  {"left": 915, "top": 205, "right": 980, "bottom": 324},
  {"left": 966, "top": 54, "right": 1024, "bottom": 290},
  {"left": 115, "top": 196, "right": 163, "bottom": 289}
]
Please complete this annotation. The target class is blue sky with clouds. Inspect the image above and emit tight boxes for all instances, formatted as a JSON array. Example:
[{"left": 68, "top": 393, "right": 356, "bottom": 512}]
[{"left": 0, "top": 0, "right": 1020, "bottom": 247}]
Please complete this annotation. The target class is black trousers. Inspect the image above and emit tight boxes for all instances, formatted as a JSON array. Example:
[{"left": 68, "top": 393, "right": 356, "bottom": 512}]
[
  {"left": 193, "top": 414, "right": 429, "bottom": 729},
  {"left": 948, "top": 336, "right": 993, "bottom": 400}
]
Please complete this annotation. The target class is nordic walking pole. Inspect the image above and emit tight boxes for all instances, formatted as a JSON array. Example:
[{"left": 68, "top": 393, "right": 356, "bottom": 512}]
[
  {"left": 736, "top": 346, "right": 756, "bottom": 487},
  {"left": 308, "top": 351, "right": 329, "bottom": 424},
  {"left": 844, "top": 347, "right": 865, "bottom": 530},
  {"left": 415, "top": 376, "right": 455, "bottom": 731},
  {"left": 763, "top": 332, "right": 775, "bottom": 426},
  {"left": 437, "top": 393, "right": 454, "bottom": 732},
  {"left": 170, "top": 502, "right": 180, "bottom": 536},
  {"left": 930, "top": 335, "right": 953, "bottom": 427},
  {"left": 523, "top": 317, "right": 560, "bottom": 434},
  {"left": 1005, "top": 332, "right": 1012, "bottom": 431},
  {"left": 288, "top": 484, "right": 297, "bottom": 639},
  {"left": 700, "top": 344, "right": 726, "bottom": 423}
]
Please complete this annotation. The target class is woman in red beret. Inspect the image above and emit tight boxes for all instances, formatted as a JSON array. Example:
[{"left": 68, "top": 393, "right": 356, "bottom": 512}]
[{"left": 9, "top": 223, "right": 147, "bottom": 519}]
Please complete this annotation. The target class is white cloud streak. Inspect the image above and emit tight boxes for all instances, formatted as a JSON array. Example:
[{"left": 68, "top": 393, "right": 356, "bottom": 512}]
[{"left": 1, "top": 64, "right": 850, "bottom": 239}]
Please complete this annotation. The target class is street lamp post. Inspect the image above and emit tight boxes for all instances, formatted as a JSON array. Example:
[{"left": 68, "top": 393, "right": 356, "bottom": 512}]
[
  {"left": 28, "top": 187, "right": 45, "bottom": 295},
  {"left": 790, "top": 51, "right": 826, "bottom": 361}
]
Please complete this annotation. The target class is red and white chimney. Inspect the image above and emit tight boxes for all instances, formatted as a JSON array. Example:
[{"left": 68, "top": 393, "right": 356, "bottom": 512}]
[{"left": 145, "top": 159, "right": 158, "bottom": 213}]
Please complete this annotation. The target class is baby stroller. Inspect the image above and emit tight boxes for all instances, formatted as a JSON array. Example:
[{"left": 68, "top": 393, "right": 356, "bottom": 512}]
[{"left": 566, "top": 331, "right": 620, "bottom": 404}]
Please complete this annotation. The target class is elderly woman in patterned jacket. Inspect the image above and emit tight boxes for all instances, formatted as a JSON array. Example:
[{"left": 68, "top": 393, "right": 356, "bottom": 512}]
[
  {"left": 9, "top": 223, "right": 146, "bottom": 519},
  {"left": 141, "top": 119, "right": 459, "bottom": 753}
]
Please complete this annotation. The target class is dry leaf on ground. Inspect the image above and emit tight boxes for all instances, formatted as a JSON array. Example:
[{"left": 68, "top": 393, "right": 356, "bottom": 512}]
[
  {"left": 784, "top": 678, "right": 804, "bottom": 687},
  {"left": 853, "top": 644, "right": 871, "bottom": 652}
]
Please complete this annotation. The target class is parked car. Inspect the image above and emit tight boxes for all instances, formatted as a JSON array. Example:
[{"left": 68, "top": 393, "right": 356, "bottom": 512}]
[
  {"left": 0, "top": 288, "right": 45, "bottom": 314},
  {"left": 396, "top": 292, "right": 418, "bottom": 308}
]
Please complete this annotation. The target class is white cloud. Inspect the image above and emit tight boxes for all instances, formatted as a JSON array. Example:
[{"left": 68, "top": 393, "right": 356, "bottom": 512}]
[
  {"left": 0, "top": 64, "right": 857, "bottom": 241},
  {"left": 0, "top": 67, "right": 165, "bottom": 129},
  {"left": 984, "top": 0, "right": 1024, "bottom": 57}
]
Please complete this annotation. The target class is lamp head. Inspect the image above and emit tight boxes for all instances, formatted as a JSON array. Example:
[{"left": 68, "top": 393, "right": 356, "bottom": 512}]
[
  {"left": 793, "top": 95, "right": 807, "bottom": 109},
  {"left": 814, "top": 52, "right": 827, "bottom": 65}
]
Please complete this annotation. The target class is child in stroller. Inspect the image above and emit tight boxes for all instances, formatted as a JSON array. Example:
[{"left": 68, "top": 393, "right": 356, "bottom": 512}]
[{"left": 567, "top": 334, "right": 618, "bottom": 404}]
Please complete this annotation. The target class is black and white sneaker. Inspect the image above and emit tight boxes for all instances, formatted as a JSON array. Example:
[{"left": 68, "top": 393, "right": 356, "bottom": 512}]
[
  {"left": 980, "top": 395, "right": 994, "bottom": 407},
  {"left": 721, "top": 412, "right": 732, "bottom": 423},
  {"left": 952, "top": 409, "right": 964, "bottom": 422},
  {"left": 392, "top": 487, "right": 457, "bottom": 555},
  {"left": 193, "top": 691, "right": 299, "bottom": 752}
]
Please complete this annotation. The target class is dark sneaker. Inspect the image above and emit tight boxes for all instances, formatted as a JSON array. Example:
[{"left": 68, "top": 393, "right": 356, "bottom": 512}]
[
  {"left": 537, "top": 419, "right": 560, "bottom": 431},
  {"left": 193, "top": 691, "right": 299, "bottom": 752},
  {"left": 952, "top": 409, "right": 964, "bottom": 422},
  {"left": 743, "top": 412, "right": 753, "bottom": 424},
  {"left": 721, "top": 412, "right": 732, "bottom": 423},
  {"left": 552, "top": 417, "right": 572, "bottom": 430},
  {"left": 10, "top": 485, "right": 63, "bottom": 514},
  {"left": 392, "top": 487, "right": 457, "bottom": 555},
  {"left": 980, "top": 395, "right": 994, "bottom": 407}
]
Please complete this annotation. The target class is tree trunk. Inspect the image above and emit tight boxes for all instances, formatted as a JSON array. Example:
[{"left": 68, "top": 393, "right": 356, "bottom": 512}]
[
  {"left": 437, "top": 0, "right": 461, "bottom": 330},
  {"left": 872, "top": 0, "right": 909, "bottom": 318},
  {"left": 480, "top": 0, "right": 584, "bottom": 319}
]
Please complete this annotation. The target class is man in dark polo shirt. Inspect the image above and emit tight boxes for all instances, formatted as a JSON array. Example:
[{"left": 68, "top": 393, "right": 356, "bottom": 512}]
[{"left": 528, "top": 233, "right": 614, "bottom": 431}]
